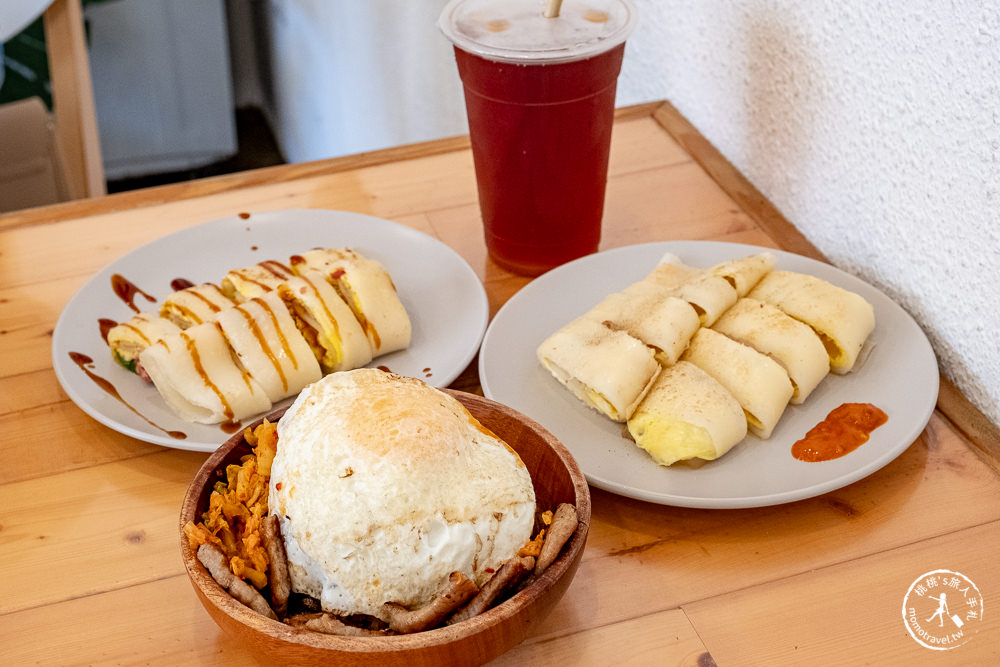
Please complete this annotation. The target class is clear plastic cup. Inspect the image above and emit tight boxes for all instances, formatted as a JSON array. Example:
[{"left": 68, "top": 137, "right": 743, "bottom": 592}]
[{"left": 439, "top": 0, "right": 637, "bottom": 276}]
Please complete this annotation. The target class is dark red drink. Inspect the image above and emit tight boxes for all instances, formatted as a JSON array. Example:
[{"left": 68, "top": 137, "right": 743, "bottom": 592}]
[{"left": 455, "top": 44, "right": 625, "bottom": 275}]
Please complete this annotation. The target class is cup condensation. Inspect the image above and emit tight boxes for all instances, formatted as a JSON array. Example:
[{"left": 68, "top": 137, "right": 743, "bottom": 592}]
[{"left": 439, "top": 0, "right": 637, "bottom": 276}]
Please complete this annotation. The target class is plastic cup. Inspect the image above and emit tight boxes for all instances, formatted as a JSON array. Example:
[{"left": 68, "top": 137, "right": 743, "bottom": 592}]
[{"left": 439, "top": 0, "right": 637, "bottom": 276}]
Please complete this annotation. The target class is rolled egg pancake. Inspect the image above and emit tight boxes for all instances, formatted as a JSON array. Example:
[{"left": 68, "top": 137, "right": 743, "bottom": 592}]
[
  {"left": 672, "top": 272, "right": 739, "bottom": 327},
  {"left": 160, "top": 282, "right": 236, "bottom": 328},
  {"left": 708, "top": 252, "right": 776, "bottom": 296},
  {"left": 290, "top": 248, "right": 411, "bottom": 356},
  {"left": 277, "top": 269, "right": 372, "bottom": 372},
  {"left": 216, "top": 291, "right": 322, "bottom": 402},
  {"left": 624, "top": 256, "right": 700, "bottom": 300},
  {"left": 220, "top": 260, "right": 296, "bottom": 302},
  {"left": 106, "top": 313, "right": 181, "bottom": 373},
  {"left": 747, "top": 270, "right": 875, "bottom": 374},
  {"left": 627, "top": 361, "right": 747, "bottom": 466},
  {"left": 537, "top": 317, "right": 660, "bottom": 422},
  {"left": 712, "top": 298, "right": 830, "bottom": 404},
  {"left": 681, "top": 328, "right": 794, "bottom": 439},
  {"left": 586, "top": 292, "right": 700, "bottom": 366},
  {"left": 138, "top": 321, "right": 272, "bottom": 424}
]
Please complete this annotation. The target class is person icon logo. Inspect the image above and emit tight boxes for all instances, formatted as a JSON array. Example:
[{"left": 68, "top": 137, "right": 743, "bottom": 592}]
[{"left": 902, "top": 569, "right": 983, "bottom": 650}]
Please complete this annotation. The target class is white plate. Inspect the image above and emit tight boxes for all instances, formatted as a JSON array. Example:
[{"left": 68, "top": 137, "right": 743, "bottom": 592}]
[
  {"left": 480, "top": 241, "right": 939, "bottom": 508},
  {"left": 53, "top": 209, "right": 489, "bottom": 452}
]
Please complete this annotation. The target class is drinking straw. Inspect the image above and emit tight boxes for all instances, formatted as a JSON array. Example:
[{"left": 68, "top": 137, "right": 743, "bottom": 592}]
[{"left": 544, "top": 0, "right": 564, "bottom": 18}]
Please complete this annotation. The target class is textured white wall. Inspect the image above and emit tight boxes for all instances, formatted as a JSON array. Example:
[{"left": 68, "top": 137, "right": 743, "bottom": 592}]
[{"left": 617, "top": 0, "right": 1000, "bottom": 426}]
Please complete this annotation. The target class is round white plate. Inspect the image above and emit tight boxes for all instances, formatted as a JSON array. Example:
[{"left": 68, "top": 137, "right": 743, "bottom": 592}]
[
  {"left": 53, "top": 209, "right": 489, "bottom": 452},
  {"left": 480, "top": 241, "right": 939, "bottom": 508}
]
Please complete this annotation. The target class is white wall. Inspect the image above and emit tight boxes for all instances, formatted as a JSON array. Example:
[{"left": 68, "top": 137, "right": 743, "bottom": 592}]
[{"left": 260, "top": 0, "right": 1000, "bottom": 426}]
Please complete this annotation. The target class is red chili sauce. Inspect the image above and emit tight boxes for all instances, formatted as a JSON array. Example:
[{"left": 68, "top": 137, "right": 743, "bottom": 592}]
[{"left": 792, "top": 403, "right": 888, "bottom": 462}]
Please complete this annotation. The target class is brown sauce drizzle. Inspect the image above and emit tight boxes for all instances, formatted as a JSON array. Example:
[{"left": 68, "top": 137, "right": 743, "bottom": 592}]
[
  {"left": 792, "top": 403, "right": 888, "bottom": 462},
  {"left": 234, "top": 304, "right": 289, "bottom": 392},
  {"left": 376, "top": 365, "right": 392, "bottom": 373},
  {"left": 259, "top": 260, "right": 294, "bottom": 280},
  {"left": 111, "top": 274, "right": 156, "bottom": 313},
  {"left": 68, "top": 352, "right": 186, "bottom": 439},
  {"left": 238, "top": 212, "right": 251, "bottom": 219},
  {"left": 181, "top": 329, "right": 236, "bottom": 427},
  {"left": 99, "top": 318, "right": 118, "bottom": 343},
  {"left": 298, "top": 273, "right": 344, "bottom": 357},
  {"left": 171, "top": 278, "right": 195, "bottom": 292}
]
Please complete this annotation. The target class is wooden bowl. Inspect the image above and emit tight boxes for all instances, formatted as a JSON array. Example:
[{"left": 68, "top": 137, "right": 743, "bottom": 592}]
[{"left": 179, "top": 389, "right": 590, "bottom": 666}]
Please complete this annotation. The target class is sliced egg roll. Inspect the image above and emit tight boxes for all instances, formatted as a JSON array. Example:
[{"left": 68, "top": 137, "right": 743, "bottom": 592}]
[
  {"left": 672, "top": 273, "right": 739, "bottom": 327},
  {"left": 216, "top": 291, "right": 322, "bottom": 402},
  {"left": 708, "top": 252, "right": 776, "bottom": 296},
  {"left": 681, "top": 328, "right": 793, "bottom": 439},
  {"left": 536, "top": 317, "right": 660, "bottom": 422},
  {"left": 712, "top": 298, "right": 830, "bottom": 404},
  {"left": 624, "top": 258, "right": 700, "bottom": 300},
  {"left": 747, "top": 270, "right": 875, "bottom": 374},
  {"left": 277, "top": 269, "right": 373, "bottom": 373},
  {"left": 627, "top": 361, "right": 748, "bottom": 466},
  {"left": 106, "top": 313, "right": 181, "bottom": 373},
  {"left": 586, "top": 292, "right": 700, "bottom": 366},
  {"left": 160, "top": 282, "right": 237, "bottom": 328},
  {"left": 290, "top": 248, "right": 411, "bottom": 356},
  {"left": 221, "top": 260, "right": 296, "bottom": 302},
  {"left": 139, "top": 322, "right": 272, "bottom": 424}
]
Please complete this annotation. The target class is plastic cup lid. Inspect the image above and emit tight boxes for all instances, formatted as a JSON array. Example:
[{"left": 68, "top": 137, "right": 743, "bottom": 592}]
[{"left": 438, "top": 0, "right": 637, "bottom": 64}]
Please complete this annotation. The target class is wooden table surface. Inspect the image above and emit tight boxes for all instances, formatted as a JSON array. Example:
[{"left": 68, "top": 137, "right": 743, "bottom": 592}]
[{"left": 2, "top": 102, "right": 998, "bottom": 665}]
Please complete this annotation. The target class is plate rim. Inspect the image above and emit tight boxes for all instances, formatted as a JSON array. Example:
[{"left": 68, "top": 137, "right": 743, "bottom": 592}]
[
  {"left": 480, "top": 240, "right": 939, "bottom": 509},
  {"left": 52, "top": 208, "right": 489, "bottom": 452}
]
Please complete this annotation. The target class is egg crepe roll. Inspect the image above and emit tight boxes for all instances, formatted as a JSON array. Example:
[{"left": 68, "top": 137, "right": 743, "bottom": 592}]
[
  {"left": 672, "top": 273, "right": 739, "bottom": 327},
  {"left": 221, "top": 260, "right": 296, "bottom": 302},
  {"left": 708, "top": 252, "right": 776, "bottom": 296},
  {"left": 627, "top": 361, "right": 747, "bottom": 466},
  {"left": 712, "top": 298, "right": 830, "bottom": 404},
  {"left": 139, "top": 321, "right": 272, "bottom": 424},
  {"left": 747, "top": 270, "right": 875, "bottom": 374},
  {"left": 106, "top": 313, "right": 181, "bottom": 373},
  {"left": 290, "top": 248, "right": 411, "bottom": 356},
  {"left": 623, "top": 256, "right": 700, "bottom": 300},
  {"left": 537, "top": 317, "right": 660, "bottom": 422},
  {"left": 681, "top": 328, "right": 793, "bottom": 439},
  {"left": 586, "top": 292, "right": 700, "bottom": 366},
  {"left": 277, "top": 269, "right": 373, "bottom": 372},
  {"left": 160, "top": 282, "right": 237, "bottom": 328},
  {"left": 216, "top": 291, "right": 322, "bottom": 402}
]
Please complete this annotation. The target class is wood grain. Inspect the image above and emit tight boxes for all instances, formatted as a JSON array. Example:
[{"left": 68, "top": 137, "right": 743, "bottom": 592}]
[{"left": 3, "top": 102, "right": 997, "bottom": 665}]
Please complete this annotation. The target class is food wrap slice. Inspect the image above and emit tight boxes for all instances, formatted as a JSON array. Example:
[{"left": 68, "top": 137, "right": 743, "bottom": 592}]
[
  {"left": 681, "top": 328, "right": 793, "bottom": 439},
  {"left": 672, "top": 272, "right": 739, "bottom": 327},
  {"left": 106, "top": 313, "right": 181, "bottom": 373},
  {"left": 627, "top": 361, "right": 747, "bottom": 466},
  {"left": 290, "top": 248, "right": 411, "bottom": 356},
  {"left": 707, "top": 252, "right": 776, "bottom": 296},
  {"left": 623, "top": 254, "right": 700, "bottom": 300},
  {"left": 160, "top": 282, "right": 237, "bottom": 328},
  {"left": 747, "top": 270, "right": 875, "bottom": 374},
  {"left": 277, "top": 269, "right": 373, "bottom": 372},
  {"left": 216, "top": 291, "right": 322, "bottom": 402},
  {"left": 139, "top": 321, "right": 272, "bottom": 424},
  {"left": 712, "top": 298, "right": 830, "bottom": 404},
  {"left": 221, "top": 260, "right": 296, "bottom": 302},
  {"left": 537, "top": 317, "right": 660, "bottom": 422},
  {"left": 586, "top": 292, "right": 700, "bottom": 366}
]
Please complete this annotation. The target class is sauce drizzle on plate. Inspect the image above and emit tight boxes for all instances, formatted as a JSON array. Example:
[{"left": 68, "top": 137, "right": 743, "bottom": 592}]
[{"left": 792, "top": 402, "right": 888, "bottom": 462}]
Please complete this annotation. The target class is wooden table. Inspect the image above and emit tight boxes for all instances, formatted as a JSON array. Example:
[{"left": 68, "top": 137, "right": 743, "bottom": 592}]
[{"left": 3, "top": 102, "right": 998, "bottom": 665}]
